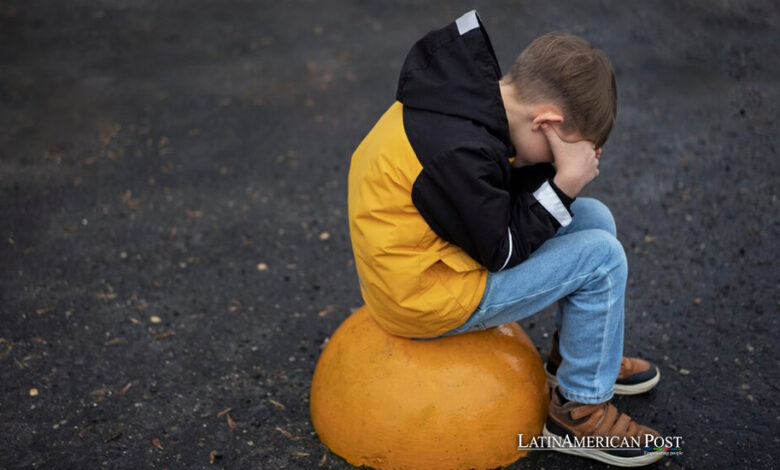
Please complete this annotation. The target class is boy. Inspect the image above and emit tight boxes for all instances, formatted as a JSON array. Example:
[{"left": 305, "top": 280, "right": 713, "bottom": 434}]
[{"left": 347, "top": 10, "right": 664, "bottom": 467}]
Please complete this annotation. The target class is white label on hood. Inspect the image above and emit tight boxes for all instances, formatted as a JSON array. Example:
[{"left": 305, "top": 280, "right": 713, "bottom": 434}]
[{"left": 455, "top": 10, "right": 479, "bottom": 36}]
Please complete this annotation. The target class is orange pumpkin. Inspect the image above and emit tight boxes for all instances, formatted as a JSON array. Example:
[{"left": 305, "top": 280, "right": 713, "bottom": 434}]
[{"left": 310, "top": 306, "right": 549, "bottom": 469}]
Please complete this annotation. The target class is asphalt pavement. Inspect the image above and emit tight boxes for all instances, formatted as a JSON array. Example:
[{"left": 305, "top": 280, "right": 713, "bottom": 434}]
[{"left": 1, "top": 1, "right": 777, "bottom": 469}]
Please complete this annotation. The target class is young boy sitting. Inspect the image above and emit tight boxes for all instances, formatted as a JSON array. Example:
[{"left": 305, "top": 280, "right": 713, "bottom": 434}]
[{"left": 347, "top": 10, "right": 664, "bottom": 467}]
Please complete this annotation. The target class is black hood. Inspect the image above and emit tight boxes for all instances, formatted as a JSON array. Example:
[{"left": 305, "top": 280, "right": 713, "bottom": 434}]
[{"left": 395, "top": 10, "right": 511, "bottom": 147}]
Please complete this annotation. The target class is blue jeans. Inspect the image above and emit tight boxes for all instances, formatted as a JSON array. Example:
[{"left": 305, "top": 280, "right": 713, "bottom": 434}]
[{"left": 416, "top": 198, "right": 626, "bottom": 405}]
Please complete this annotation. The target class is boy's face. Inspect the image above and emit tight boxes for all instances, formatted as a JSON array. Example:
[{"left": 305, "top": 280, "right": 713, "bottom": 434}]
[{"left": 499, "top": 81, "right": 589, "bottom": 167}]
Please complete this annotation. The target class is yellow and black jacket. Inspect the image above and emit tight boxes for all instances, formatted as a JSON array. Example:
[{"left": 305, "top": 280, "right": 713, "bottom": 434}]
[{"left": 348, "top": 10, "right": 574, "bottom": 338}]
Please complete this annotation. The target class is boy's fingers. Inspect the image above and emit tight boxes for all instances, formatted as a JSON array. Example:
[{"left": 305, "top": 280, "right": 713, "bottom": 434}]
[{"left": 540, "top": 123, "right": 563, "bottom": 149}]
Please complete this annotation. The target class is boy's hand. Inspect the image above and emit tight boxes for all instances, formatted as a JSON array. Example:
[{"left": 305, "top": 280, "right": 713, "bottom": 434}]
[{"left": 541, "top": 123, "right": 600, "bottom": 198}]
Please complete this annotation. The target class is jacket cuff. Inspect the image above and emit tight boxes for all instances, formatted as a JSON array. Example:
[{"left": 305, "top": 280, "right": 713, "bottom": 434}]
[
  {"left": 548, "top": 178, "right": 576, "bottom": 210},
  {"left": 532, "top": 180, "right": 573, "bottom": 227}
]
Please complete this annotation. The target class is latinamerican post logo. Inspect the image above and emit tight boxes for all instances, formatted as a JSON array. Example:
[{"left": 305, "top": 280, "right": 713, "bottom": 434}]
[{"left": 518, "top": 433, "right": 684, "bottom": 455}]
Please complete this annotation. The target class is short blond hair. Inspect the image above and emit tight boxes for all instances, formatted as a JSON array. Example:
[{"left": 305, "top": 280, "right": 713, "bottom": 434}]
[{"left": 505, "top": 32, "right": 617, "bottom": 148}]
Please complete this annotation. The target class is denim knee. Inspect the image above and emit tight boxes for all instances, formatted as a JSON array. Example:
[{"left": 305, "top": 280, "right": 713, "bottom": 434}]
[
  {"left": 573, "top": 198, "right": 617, "bottom": 237},
  {"left": 581, "top": 229, "right": 627, "bottom": 282}
]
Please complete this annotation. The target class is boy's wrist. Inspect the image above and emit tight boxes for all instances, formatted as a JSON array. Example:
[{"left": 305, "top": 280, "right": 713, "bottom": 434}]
[
  {"left": 548, "top": 178, "right": 575, "bottom": 208},
  {"left": 552, "top": 174, "right": 580, "bottom": 199}
]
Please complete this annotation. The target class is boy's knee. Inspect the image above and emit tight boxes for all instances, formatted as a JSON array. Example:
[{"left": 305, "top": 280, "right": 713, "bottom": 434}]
[
  {"left": 573, "top": 198, "right": 617, "bottom": 237},
  {"left": 582, "top": 229, "right": 627, "bottom": 277}
]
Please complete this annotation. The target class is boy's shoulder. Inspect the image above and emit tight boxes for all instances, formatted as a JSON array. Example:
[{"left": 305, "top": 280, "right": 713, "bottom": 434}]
[{"left": 403, "top": 105, "right": 511, "bottom": 166}]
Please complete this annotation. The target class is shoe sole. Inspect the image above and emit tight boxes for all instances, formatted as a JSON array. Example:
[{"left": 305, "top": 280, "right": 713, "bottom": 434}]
[
  {"left": 542, "top": 425, "right": 666, "bottom": 467},
  {"left": 546, "top": 367, "right": 661, "bottom": 396}
]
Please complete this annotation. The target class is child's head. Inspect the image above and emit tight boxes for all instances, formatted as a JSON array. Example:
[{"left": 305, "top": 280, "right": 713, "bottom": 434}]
[{"left": 499, "top": 32, "right": 617, "bottom": 166}]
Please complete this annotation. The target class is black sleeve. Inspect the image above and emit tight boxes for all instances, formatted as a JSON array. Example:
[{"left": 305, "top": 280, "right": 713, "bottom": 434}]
[
  {"left": 511, "top": 163, "right": 575, "bottom": 208},
  {"left": 510, "top": 163, "right": 555, "bottom": 194},
  {"left": 411, "top": 144, "right": 574, "bottom": 272}
]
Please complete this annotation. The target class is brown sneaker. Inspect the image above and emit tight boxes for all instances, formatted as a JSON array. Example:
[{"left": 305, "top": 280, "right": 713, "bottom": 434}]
[
  {"left": 543, "top": 386, "right": 665, "bottom": 467},
  {"left": 546, "top": 330, "right": 661, "bottom": 395}
]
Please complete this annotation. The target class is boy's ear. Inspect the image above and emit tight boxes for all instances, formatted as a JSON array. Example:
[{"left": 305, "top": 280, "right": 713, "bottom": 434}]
[{"left": 531, "top": 112, "right": 564, "bottom": 131}]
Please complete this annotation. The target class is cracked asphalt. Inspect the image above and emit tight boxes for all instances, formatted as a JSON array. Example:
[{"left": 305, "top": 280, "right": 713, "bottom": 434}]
[{"left": 1, "top": 1, "right": 777, "bottom": 469}]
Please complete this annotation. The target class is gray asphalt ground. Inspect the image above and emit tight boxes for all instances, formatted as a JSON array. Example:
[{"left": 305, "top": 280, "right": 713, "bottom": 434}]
[{"left": 1, "top": 1, "right": 778, "bottom": 469}]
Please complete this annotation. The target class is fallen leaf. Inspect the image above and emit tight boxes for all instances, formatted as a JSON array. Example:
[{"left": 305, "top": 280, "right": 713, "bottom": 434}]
[
  {"left": 276, "top": 426, "right": 303, "bottom": 441},
  {"left": 99, "top": 122, "right": 121, "bottom": 144},
  {"left": 226, "top": 413, "right": 237, "bottom": 429},
  {"left": 94, "top": 291, "right": 117, "bottom": 300},
  {"left": 155, "top": 331, "right": 174, "bottom": 340},
  {"left": 35, "top": 306, "right": 54, "bottom": 315},
  {"left": 21, "top": 352, "right": 41, "bottom": 363},
  {"left": 216, "top": 407, "right": 232, "bottom": 418},
  {"left": 104, "top": 337, "right": 124, "bottom": 346},
  {"left": 91, "top": 386, "right": 110, "bottom": 395},
  {"left": 118, "top": 383, "right": 133, "bottom": 395},
  {"left": 186, "top": 209, "right": 204, "bottom": 218},
  {"left": 120, "top": 190, "right": 142, "bottom": 211},
  {"left": 268, "top": 399, "right": 286, "bottom": 410},
  {"left": 318, "top": 453, "right": 328, "bottom": 466},
  {"left": 209, "top": 450, "right": 219, "bottom": 464},
  {"left": 104, "top": 431, "right": 122, "bottom": 443},
  {"left": 151, "top": 438, "right": 164, "bottom": 450},
  {"left": 317, "top": 305, "right": 337, "bottom": 317}
]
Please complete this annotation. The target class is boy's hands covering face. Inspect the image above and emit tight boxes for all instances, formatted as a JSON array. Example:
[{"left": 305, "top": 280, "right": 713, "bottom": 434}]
[{"left": 541, "top": 123, "right": 601, "bottom": 198}]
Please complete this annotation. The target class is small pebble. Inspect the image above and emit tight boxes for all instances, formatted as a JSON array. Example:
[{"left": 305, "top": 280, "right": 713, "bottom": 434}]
[
  {"left": 319, "top": 232, "right": 330, "bottom": 241},
  {"left": 150, "top": 315, "right": 162, "bottom": 324},
  {"left": 679, "top": 368, "right": 690, "bottom": 375},
  {"left": 257, "top": 262, "right": 268, "bottom": 271},
  {"left": 29, "top": 388, "right": 39, "bottom": 397}
]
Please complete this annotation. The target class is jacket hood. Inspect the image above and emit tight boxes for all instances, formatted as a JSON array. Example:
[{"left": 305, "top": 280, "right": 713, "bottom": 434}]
[{"left": 395, "top": 10, "right": 512, "bottom": 147}]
